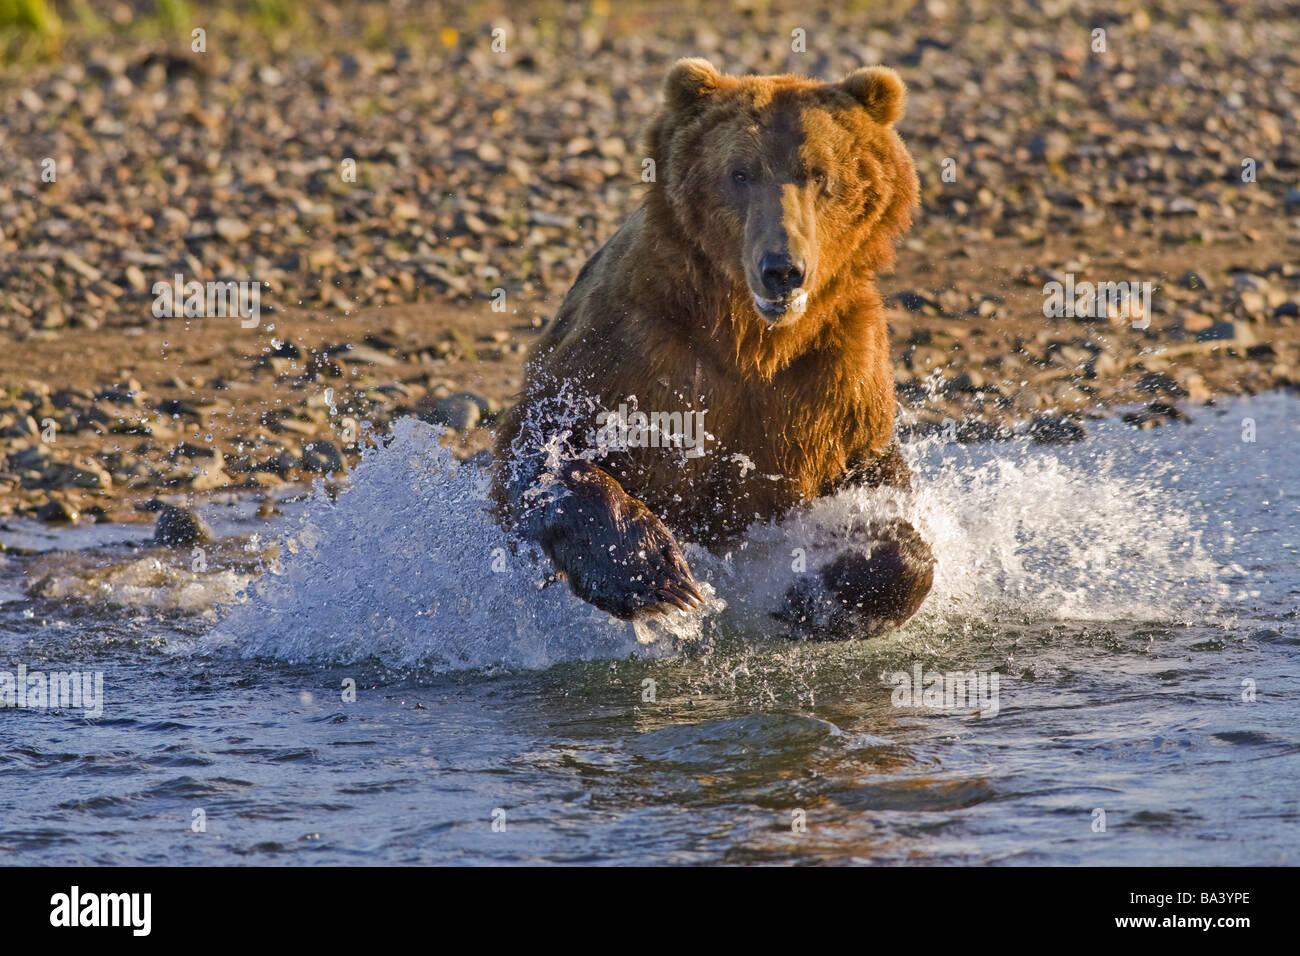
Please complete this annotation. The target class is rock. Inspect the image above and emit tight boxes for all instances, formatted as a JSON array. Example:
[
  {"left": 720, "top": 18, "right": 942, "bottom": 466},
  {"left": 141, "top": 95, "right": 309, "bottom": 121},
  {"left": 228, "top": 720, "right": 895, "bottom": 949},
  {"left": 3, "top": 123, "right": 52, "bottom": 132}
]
[
  {"left": 168, "top": 441, "right": 216, "bottom": 461},
  {"left": 0, "top": 415, "right": 40, "bottom": 439},
  {"left": 1054, "top": 345, "right": 1092, "bottom": 367},
  {"left": 97, "top": 384, "right": 143, "bottom": 404},
  {"left": 428, "top": 394, "right": 481, "bottom": 431},
  {"left": 124, "top": 265, "right": 148, "bottom": 292},
  {"left": 186, "top": 450, "right": 229, "bottom": 491},
  {"left": 1122, "top": 402, "right": 1190, "bottom": 429},
  {"left": 1237, "top": 291, "right": 1269, "bottom": 316},
  {"left": 894, "top": 290, "right": 939, "bottom": 313},
  {"left": 300, "top": 440, "right": 345, "bottom": 474},
  {"left": 1165, "top": 197, "right": 1200, "bottom": 216},
  {"left": 333, "top": 344, "right": 399, "bottom": 366},
  {"left": 255, "top": 355, "right": 296, "bottom": 375},
  {"left": 1027, "top": 131, "right": 1070, "bottom": 162},
  {"left": 1027, "top": 414, "right": 1085, "bottom": 444},
  {"left": 1154, "top": 401, "right": 1189, "bottom": 421},
  {"left": 215, "top": 217, "right": 252, "bottom": 242},
  {"left": 1196, "top": 321, "right": 1256, "bottom": 345},
  {"left": 273, "top": 416, "right": 317, "bottom": 437},
  {"left": 245, "top": 470, "right": 283, "bottom": 487},
  {"left": 943, "top": 370, "right": 982, "bottom": 394},
  {"left": 956, "top": 419, "right": 1012, "bottom": 442},
  {"left": 8, "top": 444, "right": 54, "bottom": 472},
  {"left": 1232, "top": 272, "right": 1271, "bottom": 293},
  {"left": 1182, "top": 373, "right": 1212, "bottom": 402},
  {"left": 1177, "top": 310, "right": 1214, "bottom": 333},
  {"left": 51, "top": 462, "right": 113, "bottom": 490},
  {"left": 61, "top": 252, "right": 102, "bottom": 282},
  {"left": 50, "top": 387, "right": 94, "bottom": 408},
  {"left": 254, "top": 451, "right": 299, "bottom": 478},
  {"left": 1136, "top": 371, "right": 1189, "bottom": 396},
  {"left": 154, "top": 506, "right": 212, "bottom": 546},
  {"left": 36, "top": 499, "right": 79, "bottom": 523},
  {"left": 18, "top": 88, "right": 44, "bottom": 112}
]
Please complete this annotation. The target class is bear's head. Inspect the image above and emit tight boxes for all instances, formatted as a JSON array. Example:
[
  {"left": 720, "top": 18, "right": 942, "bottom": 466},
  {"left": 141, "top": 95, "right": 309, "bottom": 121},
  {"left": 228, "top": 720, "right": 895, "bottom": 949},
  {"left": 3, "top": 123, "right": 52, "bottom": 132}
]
[{"left": 645, "top": 58, "right": 919, "bottom": 327}]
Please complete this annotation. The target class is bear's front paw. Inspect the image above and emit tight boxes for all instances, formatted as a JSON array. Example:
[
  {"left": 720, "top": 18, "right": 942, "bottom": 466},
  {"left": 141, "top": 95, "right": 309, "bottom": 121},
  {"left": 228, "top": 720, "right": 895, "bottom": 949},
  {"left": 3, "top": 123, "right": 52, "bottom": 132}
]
[
  {"left": 535, "top": 462, "right": 705, "bottom": 620},
  {"left": 776, "top": 517, "right": 935, "bottom": 640},
  {"left": 820, "top": 518, "right": 935, "bottom": 628}
]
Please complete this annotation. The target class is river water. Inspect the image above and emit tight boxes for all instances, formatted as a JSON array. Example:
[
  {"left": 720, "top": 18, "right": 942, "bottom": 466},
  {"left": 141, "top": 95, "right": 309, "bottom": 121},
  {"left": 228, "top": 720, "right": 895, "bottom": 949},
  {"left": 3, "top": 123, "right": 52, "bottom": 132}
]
[{"left": 1, "top": 392, "right": 1295, "bottom": 864}]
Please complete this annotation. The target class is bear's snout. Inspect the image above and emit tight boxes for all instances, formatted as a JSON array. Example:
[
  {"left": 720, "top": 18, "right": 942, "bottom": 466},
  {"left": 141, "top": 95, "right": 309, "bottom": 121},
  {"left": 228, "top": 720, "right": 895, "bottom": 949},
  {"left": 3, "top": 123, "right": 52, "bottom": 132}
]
[
  {"left": 744, "top": 183, "right": 816, "bottom": 321},
  {"left": 750, "top": 251, "right": 809, "bottom": 321},
  {"left": 759, "top": 251, "right": 805, "bottom": 296}
]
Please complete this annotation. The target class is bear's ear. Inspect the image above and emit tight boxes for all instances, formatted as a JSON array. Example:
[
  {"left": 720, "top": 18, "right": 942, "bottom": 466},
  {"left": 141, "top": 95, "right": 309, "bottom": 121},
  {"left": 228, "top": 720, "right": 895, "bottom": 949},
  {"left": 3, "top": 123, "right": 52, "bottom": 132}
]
[
  {"left": 663, "top": 57, "right": 721, "bottom": 113},
  {"left": 838, "top": 66, "right": 906, "bottom": 125}
]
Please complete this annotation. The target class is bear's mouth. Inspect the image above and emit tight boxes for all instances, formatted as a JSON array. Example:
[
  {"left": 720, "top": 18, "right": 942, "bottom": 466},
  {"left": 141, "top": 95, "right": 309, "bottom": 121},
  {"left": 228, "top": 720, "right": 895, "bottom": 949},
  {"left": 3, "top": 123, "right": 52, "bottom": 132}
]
[{"left": 751, "top": 289, "right": 808, "bottom": 323}]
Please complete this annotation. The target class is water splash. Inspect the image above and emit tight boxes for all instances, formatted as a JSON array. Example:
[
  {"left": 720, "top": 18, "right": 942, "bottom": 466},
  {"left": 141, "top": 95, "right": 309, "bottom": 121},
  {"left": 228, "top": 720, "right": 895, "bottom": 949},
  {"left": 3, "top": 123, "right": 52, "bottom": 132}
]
[
  {"left": 200, "top": 410, "right": 1224, "bottom": 671},
  {"left": 208, "top": 419, "right": 715, "bottom": 671},
  {"left": 907, "top": 434, "right": 1226, "bottom": 623}
]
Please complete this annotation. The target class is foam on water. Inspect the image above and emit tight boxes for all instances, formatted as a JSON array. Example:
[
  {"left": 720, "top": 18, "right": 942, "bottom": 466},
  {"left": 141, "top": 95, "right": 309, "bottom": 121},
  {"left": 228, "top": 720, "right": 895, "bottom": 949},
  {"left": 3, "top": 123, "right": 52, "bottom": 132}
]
[
  {"left": 32, "top": 557, "right": 250, "bottom": 614},
  {"left": 203, "top": 413, "right": 1225, "bottom": 672}
]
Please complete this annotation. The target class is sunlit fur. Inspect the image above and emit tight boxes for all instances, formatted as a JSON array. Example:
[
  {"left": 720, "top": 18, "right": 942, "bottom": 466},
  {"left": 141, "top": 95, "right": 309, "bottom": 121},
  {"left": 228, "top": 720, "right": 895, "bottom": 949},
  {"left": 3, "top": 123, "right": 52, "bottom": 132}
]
[{"left": 496, "top": 59, "right": 920, "bottom": 545}]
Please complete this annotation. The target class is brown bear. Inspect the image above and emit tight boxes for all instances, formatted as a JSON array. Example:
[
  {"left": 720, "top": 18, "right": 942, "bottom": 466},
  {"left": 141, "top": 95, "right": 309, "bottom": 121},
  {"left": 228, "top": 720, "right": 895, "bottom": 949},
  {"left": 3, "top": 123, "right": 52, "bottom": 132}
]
[{"left": 493, "top": 57, "right": 934, "bottom": 637}]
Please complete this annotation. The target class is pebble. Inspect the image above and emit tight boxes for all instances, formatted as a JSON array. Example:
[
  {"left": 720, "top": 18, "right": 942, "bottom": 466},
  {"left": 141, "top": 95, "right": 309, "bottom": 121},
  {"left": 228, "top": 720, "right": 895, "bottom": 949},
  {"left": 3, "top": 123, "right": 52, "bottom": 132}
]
[
  {"left": 1027, "top": 414, "right": 1086, "bottom": 444},
  {"left": 1197, "top": 321, "right": 1255, "bottom": 345},
  {"left": 1136, "top": 372, "right": 1189, "bottom": 397},
  {"left": 36, "top": 499, "right": 79, "bottom": 523},
  {"left": 300, "top": 440, "right": 345, "bottom": 474},
  {"left": 427, "top": 394, "right": 482, "bottom": 431},
  {"left": 153, "top": 506, "right": 213, "bottom": 546}
]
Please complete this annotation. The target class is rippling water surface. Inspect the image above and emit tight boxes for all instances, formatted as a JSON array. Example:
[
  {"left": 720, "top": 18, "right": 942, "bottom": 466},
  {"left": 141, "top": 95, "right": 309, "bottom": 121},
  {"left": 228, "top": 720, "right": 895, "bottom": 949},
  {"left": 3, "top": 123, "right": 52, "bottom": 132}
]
[{"left": 1, "top": 392, "right": 1296, "bottom": 865}]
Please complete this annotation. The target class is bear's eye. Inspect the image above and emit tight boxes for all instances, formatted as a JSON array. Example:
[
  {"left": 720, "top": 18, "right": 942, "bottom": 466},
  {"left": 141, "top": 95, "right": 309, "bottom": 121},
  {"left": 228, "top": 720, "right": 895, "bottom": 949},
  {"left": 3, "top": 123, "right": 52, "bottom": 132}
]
[
  {"left": 731, "top": 169, "right": 749, "bottom": 185},
  {"left": 810, "top": 169, "right": 827, "bottom": 187}
]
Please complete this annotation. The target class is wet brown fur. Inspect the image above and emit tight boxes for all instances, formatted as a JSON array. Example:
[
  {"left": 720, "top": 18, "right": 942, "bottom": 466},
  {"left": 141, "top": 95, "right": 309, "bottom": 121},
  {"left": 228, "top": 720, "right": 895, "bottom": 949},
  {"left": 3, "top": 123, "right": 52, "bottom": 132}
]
[{"left": 492, "top": 59, "right": 926, "bottom": 621}]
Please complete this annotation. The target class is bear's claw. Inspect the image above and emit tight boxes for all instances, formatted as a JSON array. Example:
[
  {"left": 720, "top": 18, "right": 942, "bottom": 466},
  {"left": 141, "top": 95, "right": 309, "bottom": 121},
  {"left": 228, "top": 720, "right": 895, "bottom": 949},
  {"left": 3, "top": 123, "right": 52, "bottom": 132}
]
[
  {"left": 656, "top": 580, "right": 705, "bottom": 613},
  {"left": 529, "top": 460, "right": 704, "bottom": 621}
]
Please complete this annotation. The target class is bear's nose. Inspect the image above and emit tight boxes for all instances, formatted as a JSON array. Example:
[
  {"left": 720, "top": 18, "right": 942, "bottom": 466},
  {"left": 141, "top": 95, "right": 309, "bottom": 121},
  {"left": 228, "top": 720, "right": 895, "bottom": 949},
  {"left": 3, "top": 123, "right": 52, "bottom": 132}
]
[{"left": 759, "top": 252, "right": 805, "bottom": 296}]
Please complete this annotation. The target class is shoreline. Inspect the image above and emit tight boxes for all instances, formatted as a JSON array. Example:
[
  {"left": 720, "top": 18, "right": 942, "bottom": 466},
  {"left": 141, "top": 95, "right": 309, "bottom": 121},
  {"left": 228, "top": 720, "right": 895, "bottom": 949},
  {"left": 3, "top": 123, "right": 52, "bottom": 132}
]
[{"left": 4, "top": 293, "right": 1296, "bottom": 532}]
